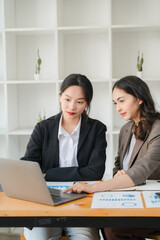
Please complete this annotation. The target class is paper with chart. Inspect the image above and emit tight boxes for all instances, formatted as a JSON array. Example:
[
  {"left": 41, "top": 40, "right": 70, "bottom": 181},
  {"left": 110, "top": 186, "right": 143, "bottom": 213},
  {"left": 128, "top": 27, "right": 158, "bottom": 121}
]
[
  {"left": 143, "top": 191, "right": 160, "bottom": 208},
  {"left": 91, "top": 191, "right": 143, "bottom": 208},
  {"left": 47, "top": 181, "right": 99, "bottom": 190},
  {"left": 47, "top": 182, "right": 74, "bottom": 190}
]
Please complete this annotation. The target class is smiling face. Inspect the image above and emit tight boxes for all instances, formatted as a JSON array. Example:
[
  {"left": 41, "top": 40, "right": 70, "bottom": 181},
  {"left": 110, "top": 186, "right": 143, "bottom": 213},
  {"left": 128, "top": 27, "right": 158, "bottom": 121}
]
[
  {"left": 112, "top": 87, "right": 143, "bottom": 124},
  {"left": 60, "top": 85, "right": 88, "bottom": 122}
]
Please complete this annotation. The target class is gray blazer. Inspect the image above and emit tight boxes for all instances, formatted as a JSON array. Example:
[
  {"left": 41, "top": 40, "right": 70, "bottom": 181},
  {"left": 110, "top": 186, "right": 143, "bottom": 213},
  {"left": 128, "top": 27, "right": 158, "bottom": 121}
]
[{"left": 113, "top": 119, "right": 160, "bottom": 185}]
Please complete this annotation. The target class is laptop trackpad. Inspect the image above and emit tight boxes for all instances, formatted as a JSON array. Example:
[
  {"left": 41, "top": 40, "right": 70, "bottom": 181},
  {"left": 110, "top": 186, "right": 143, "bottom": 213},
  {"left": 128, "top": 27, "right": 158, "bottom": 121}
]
[{"left": 48, "top": 187, "right": 87, "bottom": 205}]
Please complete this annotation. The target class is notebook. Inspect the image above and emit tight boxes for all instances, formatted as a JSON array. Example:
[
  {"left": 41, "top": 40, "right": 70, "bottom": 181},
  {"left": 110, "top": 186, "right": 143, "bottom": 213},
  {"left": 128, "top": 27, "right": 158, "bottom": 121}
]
[{"left": 0, "top": 158, "right": 87, "bottom": 206}]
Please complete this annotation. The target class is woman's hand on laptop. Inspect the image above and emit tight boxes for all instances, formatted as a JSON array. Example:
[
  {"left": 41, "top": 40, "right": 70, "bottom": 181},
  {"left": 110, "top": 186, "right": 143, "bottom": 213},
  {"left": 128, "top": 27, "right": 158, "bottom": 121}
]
[{"left": 63, "top": 182, "right": 96, "bottom": 194}]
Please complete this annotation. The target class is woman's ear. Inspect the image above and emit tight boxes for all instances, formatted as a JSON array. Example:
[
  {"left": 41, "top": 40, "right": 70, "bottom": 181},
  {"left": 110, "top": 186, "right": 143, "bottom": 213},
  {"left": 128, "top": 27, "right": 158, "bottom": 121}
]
[{"left": 138, "top": 98, "right": 143, "bottom": 105}]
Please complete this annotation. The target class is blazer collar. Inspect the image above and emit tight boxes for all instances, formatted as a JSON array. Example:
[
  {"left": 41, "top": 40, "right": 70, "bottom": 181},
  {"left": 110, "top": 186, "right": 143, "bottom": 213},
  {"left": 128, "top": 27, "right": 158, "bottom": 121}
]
[
  {"left": 128, "top": 138, "right": 144, "bottom": 168},
  {"left": 50, "top": 113, "right": 61, "bottom": 167},
  {"left": 78, "top": 115, "right": 91, "bottom": 151},
  {"left": 121, "top": 122, "right": 133, "bottom": 165},
  {"left": 128, "top": 126, "right": 150, "bottom": 168}
]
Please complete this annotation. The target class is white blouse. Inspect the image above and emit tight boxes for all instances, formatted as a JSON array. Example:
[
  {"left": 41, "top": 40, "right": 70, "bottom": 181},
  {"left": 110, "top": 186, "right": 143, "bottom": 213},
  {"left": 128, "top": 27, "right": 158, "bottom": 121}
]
[
  {"left": 58, "top": 115, "right": 81, "bottom": 168},
  {"left": 123, "top": 134, "right": 136, "bottom": 171}
]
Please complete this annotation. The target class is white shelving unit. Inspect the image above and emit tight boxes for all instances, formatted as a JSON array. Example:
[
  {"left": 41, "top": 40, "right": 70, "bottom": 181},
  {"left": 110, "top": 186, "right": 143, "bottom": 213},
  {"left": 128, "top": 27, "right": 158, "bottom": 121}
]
[{"left": 0, "top": 0, "right": 160, "bottom": 181}]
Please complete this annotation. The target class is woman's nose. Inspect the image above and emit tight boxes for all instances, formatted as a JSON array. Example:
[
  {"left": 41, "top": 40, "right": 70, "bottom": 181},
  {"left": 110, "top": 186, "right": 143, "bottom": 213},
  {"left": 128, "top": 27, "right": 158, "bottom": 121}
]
[
  {"left": 70, "top": 101, "right": 76, "bottom": 110},
  {"left": 116, "top": 104, "right": 121, "bottom": 112}
]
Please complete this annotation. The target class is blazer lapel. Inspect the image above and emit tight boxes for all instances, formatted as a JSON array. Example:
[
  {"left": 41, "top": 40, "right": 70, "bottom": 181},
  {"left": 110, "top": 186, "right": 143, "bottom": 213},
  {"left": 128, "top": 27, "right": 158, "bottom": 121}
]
[
  {"left": 120, "top": 123, "right": 133, "bottom": 167},
  {"left": 78, "top": 117, "right": 91, "bottom": 152},
  {"left": 128, "top": 138, "right": 144, "bottom": 168},
  {"left": 78, "top": 124, "right": 90, "bottom": 152},
  {"left": 50, "top": 113, "right": 61, "bottom": 167}
]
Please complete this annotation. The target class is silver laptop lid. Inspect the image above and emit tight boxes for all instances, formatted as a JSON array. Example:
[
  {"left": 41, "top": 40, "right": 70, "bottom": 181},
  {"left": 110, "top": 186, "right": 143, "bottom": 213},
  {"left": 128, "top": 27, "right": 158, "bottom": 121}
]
[{"left": 0, "top": 158, "right": 54, "bottom": 206}]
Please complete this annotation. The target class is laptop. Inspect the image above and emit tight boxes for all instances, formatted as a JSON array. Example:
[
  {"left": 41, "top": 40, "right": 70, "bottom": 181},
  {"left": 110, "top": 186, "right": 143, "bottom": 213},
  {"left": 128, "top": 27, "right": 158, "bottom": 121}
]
[{"left": 0, "top": 158, "right": 87, "bottom": 206}]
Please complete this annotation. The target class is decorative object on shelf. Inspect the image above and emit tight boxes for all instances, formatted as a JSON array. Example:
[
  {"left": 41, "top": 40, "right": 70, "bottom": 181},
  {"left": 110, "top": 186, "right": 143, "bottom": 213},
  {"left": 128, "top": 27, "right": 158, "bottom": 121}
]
[
  {"left": 34, "top": 48, "right": 42, "bottom": 81},
  {"left": 137, "top": 51, "right": 144, "bottom": 78},
  {"left": 38, "top": 109, "right": 46, "bottom": 122}
]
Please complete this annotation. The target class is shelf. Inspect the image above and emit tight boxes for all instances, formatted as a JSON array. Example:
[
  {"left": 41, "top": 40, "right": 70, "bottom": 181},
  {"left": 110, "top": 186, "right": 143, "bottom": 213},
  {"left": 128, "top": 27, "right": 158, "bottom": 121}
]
[
  {"left": 112, "top": 128, "right": 120, "bottom": 135},
  {"left": 58, "top": 26, "right": 109, "bottom": 34},
  {"left": 5, "top": 28, "right": 56, "bottom": 35},
  {"left": 112, "top": 77, "right": 160, "bottom": 83},
  {"left": 58, "top": 78, "right": 110, "bottom": 84},
  {"left": 8, "top": 128, "right": 33, "bottom": 135},
  {"left": 6, "top": 80, "right": 57, "bottom": 84},
  {"left": 112, "top": 24, "right": 160, "bottom": 32}
]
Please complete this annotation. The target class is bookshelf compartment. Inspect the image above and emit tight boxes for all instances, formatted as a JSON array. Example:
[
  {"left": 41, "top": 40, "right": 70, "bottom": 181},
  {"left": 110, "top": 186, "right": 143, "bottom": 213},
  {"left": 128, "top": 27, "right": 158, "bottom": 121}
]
[
  {"left": 8, "top": 135, "right": 30, "bottom": 159},
  {"left": 4, "top": 0, "right": 57, "bottom": 28},
  {"left": 0, "top": 0, "right": 2, "bottom": 29},
  {"left": 112, "top": 0, "right": 160, "bottom": 25},
  {"left": 0, "top": 85, "right": 6, "bottom": 130},
  {"left": 5, "top": 33, "right": 56, "bottom": 81},
  {"left": 57, "top": 0, "right": 109, "bottom": 27},
  {"left": 7, "top": 83, "right": 58, "bottom": 131},
  {"left": 90, "top": 82, "right": 110, "bottom": 126},
  {"left": 147, "top": 81, "right": 160, "bottom": 112},
  {"left": 0, "top": 136, "right": 7, "bottom": 158},
  {"left": 112, "top": 30, "right": 160, "bottom": 79},
  {"left": 0, "top": 35, "right": 4, "bottom": 81},
  {"left": 58, "top": 31, "right": 109, "bottom": 81}
]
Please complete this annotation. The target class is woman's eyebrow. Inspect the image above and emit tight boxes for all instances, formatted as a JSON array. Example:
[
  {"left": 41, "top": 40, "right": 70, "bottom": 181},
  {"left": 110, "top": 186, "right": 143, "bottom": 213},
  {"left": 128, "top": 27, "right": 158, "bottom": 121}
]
[
  {"left": 116, "top": 96, "right": 125, "bottom": 101},
  {"left": 65, "top": 94, "right": 85, "bottom": 100}
]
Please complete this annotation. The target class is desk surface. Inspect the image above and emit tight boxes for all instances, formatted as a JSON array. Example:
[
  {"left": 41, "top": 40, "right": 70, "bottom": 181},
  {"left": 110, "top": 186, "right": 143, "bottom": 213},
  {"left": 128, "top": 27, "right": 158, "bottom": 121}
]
[{"left": 0, "top": 192, "right": 160, "bottom": 228}]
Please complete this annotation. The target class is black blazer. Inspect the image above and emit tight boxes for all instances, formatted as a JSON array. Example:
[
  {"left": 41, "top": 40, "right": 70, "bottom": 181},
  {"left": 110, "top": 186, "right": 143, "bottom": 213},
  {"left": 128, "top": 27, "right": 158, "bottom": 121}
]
[{"left": 21, "top": 113, "right": 107, "bottom": 181}]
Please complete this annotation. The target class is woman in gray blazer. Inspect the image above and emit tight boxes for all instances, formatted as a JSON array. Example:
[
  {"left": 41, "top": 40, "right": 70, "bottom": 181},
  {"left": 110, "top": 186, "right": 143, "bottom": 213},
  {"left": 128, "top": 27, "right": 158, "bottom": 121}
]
[
  {"left": 22, "top": 73, "right": 107, "bottom": 240},
  {"left": 65, "top": 76, "right": 160, "bottom": 239}
]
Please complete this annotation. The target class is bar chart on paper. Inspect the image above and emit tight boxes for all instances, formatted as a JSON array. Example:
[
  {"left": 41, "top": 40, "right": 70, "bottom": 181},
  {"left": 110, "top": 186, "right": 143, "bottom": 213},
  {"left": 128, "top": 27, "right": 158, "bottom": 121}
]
[{"left": 91, "top": 192, "right": 143, "bottom": 209}]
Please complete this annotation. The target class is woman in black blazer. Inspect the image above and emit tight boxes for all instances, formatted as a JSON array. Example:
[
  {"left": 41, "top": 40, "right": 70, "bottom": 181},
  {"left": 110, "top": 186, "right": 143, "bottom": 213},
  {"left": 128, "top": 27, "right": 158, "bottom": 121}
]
[{"left": 21, "top": 73, "right": 107, "bottom": 240}]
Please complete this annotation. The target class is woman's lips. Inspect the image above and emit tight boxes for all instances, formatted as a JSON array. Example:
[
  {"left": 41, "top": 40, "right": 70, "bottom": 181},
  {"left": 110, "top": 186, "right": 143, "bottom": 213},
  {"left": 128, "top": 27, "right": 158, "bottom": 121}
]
[
  {"left": 120, "top": 112, "right": 126, "bottom": 116},
  {"left": 67, "top": 112, "right": 75, "bottom": 116}
]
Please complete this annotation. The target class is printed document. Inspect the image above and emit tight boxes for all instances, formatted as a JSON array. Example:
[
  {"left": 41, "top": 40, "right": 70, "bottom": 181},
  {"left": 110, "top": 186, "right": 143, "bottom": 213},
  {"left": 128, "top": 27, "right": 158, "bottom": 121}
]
[
  {"left": 113, "top": 180, "right": 160, "bottom": 191},
  {"left": 143, "top": 191, "right": 160, "bottom": 208},
  {"left": 47, "top": 181, "right": 99, "bottom": 190},
  {"left": 91, "top": 191, "right": 143, "bottom": 208}
]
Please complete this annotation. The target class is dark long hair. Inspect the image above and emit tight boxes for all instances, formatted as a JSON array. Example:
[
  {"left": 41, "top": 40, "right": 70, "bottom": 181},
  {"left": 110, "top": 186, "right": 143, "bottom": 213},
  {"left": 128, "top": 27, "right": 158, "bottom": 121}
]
[
  {"left": 60, "top": 73, "right": 93, "bottom": 120},
  {"left": 113, "top": 76, "right": 160, "bottom": 140}
]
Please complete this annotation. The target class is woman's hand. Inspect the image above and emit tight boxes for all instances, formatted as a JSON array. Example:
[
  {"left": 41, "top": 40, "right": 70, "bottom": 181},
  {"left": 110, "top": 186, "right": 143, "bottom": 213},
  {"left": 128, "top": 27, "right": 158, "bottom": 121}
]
[
  {"left": 114, "top": 170, "right": 126, "bottom": 178},
  {"left": 63, "top": 182, "right": 96, "bottom": 194}
]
